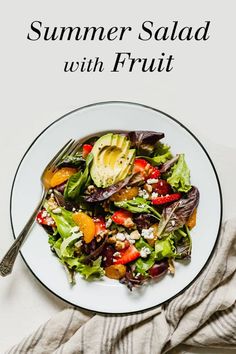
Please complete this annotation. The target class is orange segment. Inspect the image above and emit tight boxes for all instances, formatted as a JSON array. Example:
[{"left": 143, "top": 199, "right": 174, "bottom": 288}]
[
  {"left": 43, "top": 169, "right": 55, "bottom": 189},
  {"left": 105, "top": 264, "right": 126, "bottom": 280},
  {"left": 50, "top": 167, "right": 77, "bottom": 188},
  {"left": 186, "top": 208, "right": 197, "bottom": 229},
  {"left": 110, "top": 186, "right": 139, "bottom": 202},
  {"left": 72, "top": 212, "right": 96, "bottom": 243}
]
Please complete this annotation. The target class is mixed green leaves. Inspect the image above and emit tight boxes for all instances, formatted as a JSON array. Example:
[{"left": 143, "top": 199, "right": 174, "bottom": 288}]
[
  {"left": 167, "top": 154, "right": 191, "bottom": 192},
  {"left": 143, "top": 142, "right": 172, "bottom": 165},
  {"left": 128, "top": 131, "right": 164, "bottom": 156},
  {"left": 114, "top": 197, "right": 161, "bottom": 218},
  {"left": 45, "top": 204, "right": 76, "bottom": 239},
  {"left": 64, "top": 153, "right": 93, "bottom": 200},
  {"left": 75, "top": 257, "right": 105, "bottom": 279},
  {"left": 155, "top": 235, "right": 176, "bottom": 260},
  {"left": 157, "top": 186, "right": 199, "bottom": 238},
  {"left": 57, "top": 152, "right": 85, "bottom": 168},
  {"left": 134, "top": 238, "right": 155, "bottom": 275},
  {"left": 85, "top": 174, "right": 133, "bottom": 202}
]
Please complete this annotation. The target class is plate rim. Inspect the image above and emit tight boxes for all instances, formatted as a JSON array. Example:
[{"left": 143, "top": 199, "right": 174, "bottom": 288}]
[{"left": 9, "top": 100, "right": 223, "bottom": 314}]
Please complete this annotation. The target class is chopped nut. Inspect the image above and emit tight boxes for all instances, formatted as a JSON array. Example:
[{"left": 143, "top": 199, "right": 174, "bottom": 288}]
[
  {"left": 124, "top": 217, "right": 135, "bottom": 228},
  {"left": 102, "top": 200, "right": 110, "bottom": 212},
  {"left": 96, "top": 235, "right": 102, "bottom": 243},
  {"left": 96, "top": 230, "right": 108, "bottom": 237},
  {"left": 168, "top": 258, "right": 175, "bottom": 275},
  {"left": 108, "top": 229, "right": 117, "bottom": 236},
  {"left": 85, "top": 185, "right": 97, "bottom": 195},
  {"left": 74, "top": 240, "right": 83, "bottom": 250},
  {"left": 113, "top": 251, "right": 121, "bottom": 257},
  {"left": 115, "top": 241, "right": 126, "bottom": 250},
  {"left": 107, "top": 236, "right": 117, "bottom": 244},
  {"left": 144, "top": 183, "right": 152, "bottom": 193},
  {"left": 52, "top": 207, "right": 62, "bottom": 214},
  {"left": 129, "top": 230, "right": 141, "bottom": 240},
  {"left": 48, "top": 195, "right": 58, "bottom": 210}
]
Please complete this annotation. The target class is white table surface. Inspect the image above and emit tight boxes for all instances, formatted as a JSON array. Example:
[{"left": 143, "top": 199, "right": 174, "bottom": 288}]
[{"left": 1, "top": 0, "right": 236, "bottom": 352}]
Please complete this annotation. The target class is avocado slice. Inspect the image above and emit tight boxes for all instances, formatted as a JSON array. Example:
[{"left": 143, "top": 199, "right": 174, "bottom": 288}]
[{"left": 90, "top": 133, "right": 135, "bottom": 187}]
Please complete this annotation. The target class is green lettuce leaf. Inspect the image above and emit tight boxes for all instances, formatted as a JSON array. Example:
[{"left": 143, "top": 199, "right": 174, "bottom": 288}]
[
  {"left": 155, "top": 235, "right": 176, "bottom": 260},
  {"left": 76, "top": 257, "right": 105, "bottom": 279},
  {"left": 64, "top": 153, "right": 93, "bottom": 200},
  {"left": 45, "top": 204, "right": 76, "bottom": 239},
  {"left": 60, "top": 233, "right": 82, "bottom": 257},
  {"left": 154, "top": 227, "right": 192, "bottom": 261},
  {"left": 142, "top": 142, "right": 172, "bottom": 166},
  {"left": 134, "top": 238, "right": 155, "bottom": 275},
  {"left": 114, "top": 197, "right": 161, "bottom": 218},
  {"left": 167, "top": 154, "right": 191, "bottom": 192}
]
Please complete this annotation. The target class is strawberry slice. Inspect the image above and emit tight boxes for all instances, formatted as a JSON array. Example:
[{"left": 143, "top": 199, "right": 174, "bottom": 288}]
[
  {"left": 148, "top": 166, "right": 161, "bottom": 179},
  {"left": 93, "top": 217, "right": 106, "bottom": 236},
  {"left": 114, "top": 244, "right": 140, "bottom": 265},
  {"left": 133, "top": 158, "right": 150, "bottom": 178},
  {"left": 152, "top": 193, "right": 181, "bottom": 205},
  {"left": 36, "top": 209, "right": 55, "bottom": 227},
  {"left": 133, "top": 159, "right": 161, "bottom": 180},
  {"left": 111, "top": 210, "right": 134, "bottom": 228},
  {"left": 82, "top": 144, "right": 93, "bottom": 158},
  {"left": 153, "top": 179, "right": 171, "bottom": 195}
]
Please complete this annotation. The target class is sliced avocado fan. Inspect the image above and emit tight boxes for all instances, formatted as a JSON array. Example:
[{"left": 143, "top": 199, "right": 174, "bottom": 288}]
[{"left": 90, "top": 133, "right": 135, "bottom": 187}]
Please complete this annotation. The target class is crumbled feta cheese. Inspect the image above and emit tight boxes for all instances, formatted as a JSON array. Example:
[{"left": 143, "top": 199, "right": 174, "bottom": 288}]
[
  {"left": 129, "top": 230, "right": 141, "bottom": 240},
  {"left": 171, "top": 220, "right": 176, "bottom": 227},
  {"left": 147, "top": 178, "right": 159, "bottom": 184},
  {"left": 47, "top": 220, "right": 55, "bottom": 226},
  {"left": 113, "top": 251, "right": 121, "bottom": 258},
  {"left": 141, "top": 227, "right": 154, "bottom": 240},
  {"left": 138, "top": 189, "right": 149, "bottom": 199},
  {"left": 140, "top": 247, "right": 151, "bottom": 258},
  {"left": 72, "top": 207, "right": 76, "bottom": 212},
  {"left": 116, "top": 232, "right": 126, "bottom": 241},
  {"left": 71, "top": 226, "right": 80, "bottom": 233},
  {"left": 105, "top": 218, "right": 112, "bottom": 228},
  {"left": 41, "top": 210, "right": 48, "bottom": 218},
  {"left": 74, "top": 240, "right": 83, "bottom": 249},
  {"left": 52, "top": 207, "right": 62, "bottom": 214},
  {"left": 151, "top": 192, "right": 159, "bottom": 199}
]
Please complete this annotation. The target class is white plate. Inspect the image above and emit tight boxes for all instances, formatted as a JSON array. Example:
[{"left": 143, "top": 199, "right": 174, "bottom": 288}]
[{"left": 10, "top": 101, "right": 222, "bottom": 314}]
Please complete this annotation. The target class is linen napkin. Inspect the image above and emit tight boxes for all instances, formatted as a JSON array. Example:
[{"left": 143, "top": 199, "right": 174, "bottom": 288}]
[{"left": 6, "top": 219, "right": 236, "bottom": 354}]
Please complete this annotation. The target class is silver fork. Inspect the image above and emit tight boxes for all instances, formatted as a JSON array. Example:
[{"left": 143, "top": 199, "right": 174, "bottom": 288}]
[{"left": 0, "top": 138, "right": 82, "bottom": 277}]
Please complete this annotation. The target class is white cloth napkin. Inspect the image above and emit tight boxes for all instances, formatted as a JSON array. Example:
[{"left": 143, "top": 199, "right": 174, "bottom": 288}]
[{"left": 6, "top": 219, "right": 236, "bottom": 354}]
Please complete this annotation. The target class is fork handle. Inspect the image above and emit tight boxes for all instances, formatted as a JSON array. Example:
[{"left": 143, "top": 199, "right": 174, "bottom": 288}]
[{"left": 0, "top": 191, "right": 47, "bottom": 277}]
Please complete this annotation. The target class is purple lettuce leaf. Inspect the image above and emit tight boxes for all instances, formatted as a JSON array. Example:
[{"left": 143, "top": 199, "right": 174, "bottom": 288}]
[
  {"left": 84, "top": 174, "right": 133, "bottom": 202},
  {"left": 157, "top": 186, "right": 200, "bottom": 238},
  {"left": 128, "top": 131, "right": 164, "bottom": 156}
]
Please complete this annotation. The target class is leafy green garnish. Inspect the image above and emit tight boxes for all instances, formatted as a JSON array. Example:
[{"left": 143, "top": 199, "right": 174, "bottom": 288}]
[
  {"left": 60, "top": 233, "right": 82, "bottom": 257},
  {"left": 64, "top": 153, "right": 93, "bottom": 200},
  {"left": 57, "top": 152, "right": 85, "bottom": 168},
  {"left": 141, "top": 142, "right": 172, "bottom": 166},
  {"left": 45, "top": 204, "right": 76, "bottom": 239},
  {"left": 76, "top": 257, "right": 105, "bottom": 279},
  {"left": 155, "top": 235, "right": 176, "bottom": 260},
  {"left": 134, "top": 238, "right": 155, "bottom": 275},
  {"left": 114, "top": 197, "right": 161, "bottom": 218},
  {"left": 154, "top": 227, "right": 192, "bottom": 261},
  {"left": 167, "top": 154, "right": 191, "bottom": 192},
  {"left": 135, "top": 255, "right": 155, "bottom": 275}
]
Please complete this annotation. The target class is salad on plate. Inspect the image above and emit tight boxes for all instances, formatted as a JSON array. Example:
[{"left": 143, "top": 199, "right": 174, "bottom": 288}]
[{"left": 36, "top": 131, "right": 199, "bottom": 290}]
